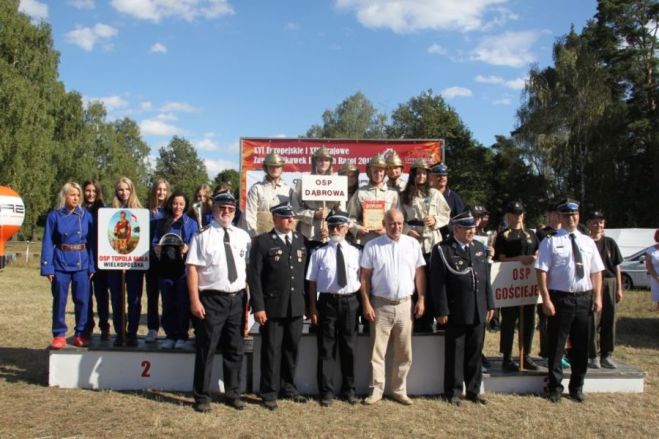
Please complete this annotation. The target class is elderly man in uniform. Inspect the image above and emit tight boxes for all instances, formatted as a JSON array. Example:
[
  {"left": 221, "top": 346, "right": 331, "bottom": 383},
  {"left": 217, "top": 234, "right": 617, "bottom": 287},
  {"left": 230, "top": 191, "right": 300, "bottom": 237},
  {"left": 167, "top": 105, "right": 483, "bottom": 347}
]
[
  {"left": 385, "top": 151, "right": 406, "bottom": 194},
  {"left": 360, "top": 208, "right": 426, "bottom": 406},
  {"left": 430, "top": 211, "right": 495, "bottom": 406},
  {"left": 347, "top": 154, "right": 400, "bottom": 246},
  {"left": 186, "top": 192, "right": 251, "bottom": 413},
  {"left": 244, "top": 152, "right": 293, "bottom": 237},
  {"left": 307, "top": 211, "right": 361, "bottom": 407},
  {"left": 248, "top": 202, "right": 308, "bottom": 410},
  {"left": 586, "top": 210, "right": 624, "bottom": 369},
  {"left": 535, "top": 200, "right": 604, "bottom": 403}
]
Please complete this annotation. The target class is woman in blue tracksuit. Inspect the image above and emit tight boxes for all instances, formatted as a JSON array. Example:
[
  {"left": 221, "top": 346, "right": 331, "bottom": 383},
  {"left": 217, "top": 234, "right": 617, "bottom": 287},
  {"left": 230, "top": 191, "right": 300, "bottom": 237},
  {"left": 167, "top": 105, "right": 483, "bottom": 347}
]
[
  {"left": 145, "top": 177, "right": 171, "bottom": 343},
  {"left": 41, "top": 182, "right": 95, "bottom": 349},
  {"left": 81, "top": 179, "right": 110, "bottom": 340},
  {"left": 151, "top": 191, "right": 198, "bottom": 349},
  {"left": 108, "top": 176, "right": 144, "bottom": 347}
]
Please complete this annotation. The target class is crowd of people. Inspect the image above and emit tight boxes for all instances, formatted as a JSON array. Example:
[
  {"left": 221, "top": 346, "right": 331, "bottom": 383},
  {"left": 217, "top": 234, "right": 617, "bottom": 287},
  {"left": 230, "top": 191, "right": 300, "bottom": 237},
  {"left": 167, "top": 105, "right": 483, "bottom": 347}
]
[{"left": 39, "top": 148, "right": 657, "bottom": 412}]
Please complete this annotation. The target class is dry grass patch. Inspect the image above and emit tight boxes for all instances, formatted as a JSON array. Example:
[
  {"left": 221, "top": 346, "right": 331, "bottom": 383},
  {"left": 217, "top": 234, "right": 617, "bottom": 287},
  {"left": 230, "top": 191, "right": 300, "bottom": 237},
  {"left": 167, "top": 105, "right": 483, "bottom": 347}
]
[{"left": 1, "top": 264, "right": 658, "bottom": 437}]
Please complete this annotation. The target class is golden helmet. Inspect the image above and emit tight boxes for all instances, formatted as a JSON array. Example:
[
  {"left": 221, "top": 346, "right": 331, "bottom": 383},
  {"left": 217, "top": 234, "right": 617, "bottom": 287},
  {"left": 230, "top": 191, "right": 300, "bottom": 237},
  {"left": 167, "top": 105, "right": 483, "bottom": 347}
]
[
  {"left": 338, "top": 162, "right": 359, "bottom": 175},
  {"left": 263, "top": 152, "right": 285, "bottom": 167},
  {"left": 385, "top": 151, "right": 403, "bottom": 167},
  {"left": 312, "top": 146, "right": 332, "bottom": 159},
  {"left": 410, "top": 158, "right": 430, "bottom": 170},
  {"left": 367, "top": 154, "right": 387, "bottom": 168}
]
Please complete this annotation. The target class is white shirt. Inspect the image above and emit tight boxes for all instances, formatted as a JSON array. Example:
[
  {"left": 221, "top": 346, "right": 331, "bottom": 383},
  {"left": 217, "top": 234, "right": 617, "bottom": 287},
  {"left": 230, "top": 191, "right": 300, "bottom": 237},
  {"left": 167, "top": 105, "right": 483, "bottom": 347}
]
[
  {"left": 306, "top": 240, "right": 361, "bottom": 294},
  {"left": 535, "top": 228, "right": 604, "bottom": 293},
  {"left": 360, "top": 234, "right": 425, "bottom": 300},
  {"left": 243, "top": 178, "right": 292, "bottom": 237},
  {"left": 186, "top": 221, "right": 251, "bottom": 292},
  {"left": 273, "top": 229, "right": 293, "bottom": 246}
]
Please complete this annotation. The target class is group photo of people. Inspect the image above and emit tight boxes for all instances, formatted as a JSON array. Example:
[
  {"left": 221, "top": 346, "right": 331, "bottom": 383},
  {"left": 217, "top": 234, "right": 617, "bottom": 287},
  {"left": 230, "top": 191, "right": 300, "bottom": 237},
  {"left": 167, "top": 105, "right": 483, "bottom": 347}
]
[{"left": 40, "top": 146, "right": 658, "bottom": 413}]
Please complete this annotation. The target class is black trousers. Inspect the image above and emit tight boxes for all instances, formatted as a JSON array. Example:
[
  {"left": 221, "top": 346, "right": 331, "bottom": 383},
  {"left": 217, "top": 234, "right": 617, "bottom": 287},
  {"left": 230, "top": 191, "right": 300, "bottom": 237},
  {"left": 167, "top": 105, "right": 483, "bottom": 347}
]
[
  {"left": 500, "top": 304, "right": 535, "bottom": 359},
  {"left": 589, "top": 278, "right": 617, "bottom": 358},
  {"left": 537, "top": 304, "right": 549, "bottom": 357},
  {"left": 547, "top": 291, "right": 592, "bottom": 393},
  {"left": 317, "top": 293, "right": 359, "bottom": 398},
  {"left": 192, "top": 291, "right": 244, "bottom": 403},
  {"left": 444, "top": 322, "right": 485, "bottom": 398},
  {"left": 259, "top": 315, "right": 303, "bottom": 401}
]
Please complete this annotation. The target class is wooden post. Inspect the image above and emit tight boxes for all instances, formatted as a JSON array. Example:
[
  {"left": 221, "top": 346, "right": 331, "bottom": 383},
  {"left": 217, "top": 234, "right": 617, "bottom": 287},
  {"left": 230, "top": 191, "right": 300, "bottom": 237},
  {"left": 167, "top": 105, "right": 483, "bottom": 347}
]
[
  {"left": 120, "top": 269, "right": 127, "bottom": 346},
  {"left": 518, "top": 304, "right": 525, "bottom": 370}
]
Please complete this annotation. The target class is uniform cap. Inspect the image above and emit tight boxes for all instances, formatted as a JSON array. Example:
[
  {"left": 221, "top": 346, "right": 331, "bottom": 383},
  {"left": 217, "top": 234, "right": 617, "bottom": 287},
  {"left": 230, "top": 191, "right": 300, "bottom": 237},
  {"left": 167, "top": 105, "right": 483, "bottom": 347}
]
[
  {"left": 270, "top": 201, "right": 295, "bottom": 217},
  {"left": 451, "top": 211, "right": 476, "bottom": 228},
  {"left": 212, "top": 191, "right": 236, "bottom": 206},
  {"left": 471, "top": 205, "right": 488, "bottom": 216},
  {"left": 556, "top": 199, "right": 579, "bottom": 214},
  {"left": 430, "top": 163, "right": 448, "bottom": 175},
  {"left": 505, "top": 201, "right": 525, "bottom": 214},
  {"left": 326, "top": 210, "right": 350, "bottom": 226},
  {"left": 587, "top": 210, "right": 606, "bottom": 220}
]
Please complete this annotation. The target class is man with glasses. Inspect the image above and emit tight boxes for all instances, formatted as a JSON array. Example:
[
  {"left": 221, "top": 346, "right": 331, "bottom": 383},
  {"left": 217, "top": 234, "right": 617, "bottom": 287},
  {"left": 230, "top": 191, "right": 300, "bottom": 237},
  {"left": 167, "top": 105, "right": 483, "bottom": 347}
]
[
  {"left": 306, "top": 211, "right": 361, "bottom": 407},
  {"left": 248, "top": 202, "right": 309, "bottom": 410},
  {"left": 186, "top": 192, "right": 251, "bottom": 412},
  {"left": 535, "top": 199, "right": 604, "bottom": 403}
]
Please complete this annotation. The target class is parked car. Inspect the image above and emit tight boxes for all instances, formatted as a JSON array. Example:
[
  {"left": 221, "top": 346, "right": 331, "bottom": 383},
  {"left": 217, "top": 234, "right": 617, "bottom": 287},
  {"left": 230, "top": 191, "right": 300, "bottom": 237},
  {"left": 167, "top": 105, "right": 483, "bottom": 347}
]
[{"left": 620, "top": 247, "right": 651, "bottom": 290}]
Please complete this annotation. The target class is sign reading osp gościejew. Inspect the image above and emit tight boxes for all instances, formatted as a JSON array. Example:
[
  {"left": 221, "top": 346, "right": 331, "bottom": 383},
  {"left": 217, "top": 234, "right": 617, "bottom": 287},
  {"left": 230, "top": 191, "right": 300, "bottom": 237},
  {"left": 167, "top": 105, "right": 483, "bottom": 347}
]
[
  {"left": 490, "top": 261, "right": 543, "bottom": 308},
  {"left": 97, "top": 208, "right": 150, "bottom": 270},
  {"left": 301, "top": 174, "right": 348, "bottom": 202}
]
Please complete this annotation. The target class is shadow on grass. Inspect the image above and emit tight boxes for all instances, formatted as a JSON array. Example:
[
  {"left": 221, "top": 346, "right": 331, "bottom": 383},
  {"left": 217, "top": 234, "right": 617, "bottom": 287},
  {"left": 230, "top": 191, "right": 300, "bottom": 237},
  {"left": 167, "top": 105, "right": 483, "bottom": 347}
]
[
  {"left": 0, "top": 347, "right": 48, "bottom": 386},
  {"left": 122, "top": 389, "right": 263, "bottom": 409},
  {"left": 617, "top": 317, "right": 659, "bottom": 350}
]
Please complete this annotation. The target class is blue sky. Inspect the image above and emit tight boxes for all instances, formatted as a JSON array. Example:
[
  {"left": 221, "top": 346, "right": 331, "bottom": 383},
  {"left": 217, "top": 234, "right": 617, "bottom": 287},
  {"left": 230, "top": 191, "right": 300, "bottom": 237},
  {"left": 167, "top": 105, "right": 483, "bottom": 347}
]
[{"left": 19, "top": 0, "right": 598, "bottom": 177}]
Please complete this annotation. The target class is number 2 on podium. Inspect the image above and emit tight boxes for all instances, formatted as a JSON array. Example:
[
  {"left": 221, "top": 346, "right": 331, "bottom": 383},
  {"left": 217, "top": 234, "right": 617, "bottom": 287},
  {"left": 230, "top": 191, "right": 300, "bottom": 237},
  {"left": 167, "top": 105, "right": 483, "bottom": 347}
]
[{"left": 141, "top": 360, "right": 151, "bottom": 377}]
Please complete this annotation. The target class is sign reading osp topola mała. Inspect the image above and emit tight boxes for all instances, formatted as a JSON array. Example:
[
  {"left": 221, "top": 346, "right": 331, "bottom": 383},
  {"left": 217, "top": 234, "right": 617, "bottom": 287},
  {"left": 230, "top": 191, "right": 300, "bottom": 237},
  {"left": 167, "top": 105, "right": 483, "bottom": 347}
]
[
  {"left": 97, "top": 208, "right": 150, "bottom": 270},
  {"left": 301, "top": 174, "right": 348, "bottom": 202}
]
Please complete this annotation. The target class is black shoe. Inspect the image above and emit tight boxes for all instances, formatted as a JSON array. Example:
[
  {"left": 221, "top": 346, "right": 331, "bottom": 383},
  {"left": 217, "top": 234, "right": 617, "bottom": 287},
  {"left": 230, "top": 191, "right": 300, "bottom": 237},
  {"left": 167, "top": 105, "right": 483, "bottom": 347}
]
[
  {"left": 342, "top": 393, "right": 360, "bottom": 405},
  {"left": 523, "top": 357, "right": 539, "bottom": 371},
  {"left": 263, "top": 399, "right": 278, "bottom": 411},
  {"left": 125, "top": 335, "right": 138, "bottom": 347},
  {"left": 227, "top": 397, "right": 245, "bottom": 410},
  {"left": 113, "top": 336, "right": 124, "bottom": 347},
  {"left": 100, "top": 330, "right": 110, "bottom": 341},
  {"left": 548, "top": 390, "right": 562, "bottom": 403},
  {"left": 467, "top": 394, "right": 488, "bottom": 405},
  {"left": 319, "top": 395, "right": 333, "bottom": 407},
  {"left": 446, "top": 395, "right": 461, "bottom": 406},
  {"left": 502, "top": 360, "right": 519, "bottom": 372},
  {"left": 569, "top": 391, "right": 585, "bottom": 403},
  {"left": 193, "top": 401, "right": 211, "bottom": 413}
]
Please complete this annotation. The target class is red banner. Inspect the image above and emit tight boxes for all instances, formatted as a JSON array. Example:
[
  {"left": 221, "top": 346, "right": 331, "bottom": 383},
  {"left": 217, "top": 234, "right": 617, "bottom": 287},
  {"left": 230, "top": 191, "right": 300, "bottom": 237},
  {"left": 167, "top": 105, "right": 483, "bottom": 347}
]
[{"left": 240, "top": 137, "right": 443, "bottom": 207}]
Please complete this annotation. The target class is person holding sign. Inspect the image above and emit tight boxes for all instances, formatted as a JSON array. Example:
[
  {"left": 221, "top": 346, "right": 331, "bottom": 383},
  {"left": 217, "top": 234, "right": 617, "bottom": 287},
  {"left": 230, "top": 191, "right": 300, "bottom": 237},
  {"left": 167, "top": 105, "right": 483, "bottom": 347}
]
[
  {"left": 108, "top": 176, "right": 144, "bottom": 347},
  {"left": 306, "top": 211, "right": 361, "bottom": 407},
  {"left": 41, "top": 182, "right": 95, "bottom": 349},
  {"left": 243, "top": 152, "right": 293, "bottom": 237},
  {"left": 401, "top": 158, "right": 450, "bottom": 333},
  {"left": 385, "top": 151, "right": 406, "bottom": 194},
  {"left": 535, "top": 199, "right": 604, "bottom": 403},
  {"left": 347, "top": 154, "right": 400, "bottom": 246},
  {"left": 292, "top": 146, "right": 344, "bottom": 246},
  {"left": 360, "top": 209, "right": 426, "bottom": 406},
  {"left": 152, "top": 191, "right": 198, "bottom": 349},
  {"left": 494, "top": 201, "right": 540, "bottom": 372},
  {"left": 586, "top": 210, "right": 623, "bottom": 369},
  {"left": 430, "top": 211, "right": 495, "bottom": 406},
  {"left": 339, "top": 162, "right": 360, "bottom": 201},
  {"left": 248, "top": 202, "right": 309, "bottom": 410},
  {"left": 186, "top": 192, "right": 250, "bottom": 412}
]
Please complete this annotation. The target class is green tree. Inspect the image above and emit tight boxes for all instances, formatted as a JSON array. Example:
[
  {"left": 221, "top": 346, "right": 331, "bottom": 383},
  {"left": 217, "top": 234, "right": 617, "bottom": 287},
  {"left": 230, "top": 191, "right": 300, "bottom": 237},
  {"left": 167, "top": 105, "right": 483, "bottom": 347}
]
[
  {"left": 388, "top": 90, "right": 494, "bottom": 207},
  {"left": 306, "top": 91, "right": 387, "bottom": 139},
  {"left": 213, "top": 169, "right": 240, "bottom": 198},
  {"left": 154, "top": 136, "right": 208, "bottom": 199}
]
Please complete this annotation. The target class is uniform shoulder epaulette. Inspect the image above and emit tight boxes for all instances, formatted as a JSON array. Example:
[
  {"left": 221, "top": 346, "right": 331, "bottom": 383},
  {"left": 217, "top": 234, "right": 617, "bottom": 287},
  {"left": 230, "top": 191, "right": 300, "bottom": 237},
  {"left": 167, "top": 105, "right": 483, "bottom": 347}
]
[{"left": 199, "top": 224, "right": 211, "bottom": 233}]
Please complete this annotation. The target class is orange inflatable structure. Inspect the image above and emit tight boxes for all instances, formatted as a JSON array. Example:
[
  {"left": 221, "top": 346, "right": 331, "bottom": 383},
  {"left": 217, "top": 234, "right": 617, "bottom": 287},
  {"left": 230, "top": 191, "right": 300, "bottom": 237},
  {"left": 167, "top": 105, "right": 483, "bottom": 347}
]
[{"left": 0, "top": 186, "right": 25, "bottom": 269}]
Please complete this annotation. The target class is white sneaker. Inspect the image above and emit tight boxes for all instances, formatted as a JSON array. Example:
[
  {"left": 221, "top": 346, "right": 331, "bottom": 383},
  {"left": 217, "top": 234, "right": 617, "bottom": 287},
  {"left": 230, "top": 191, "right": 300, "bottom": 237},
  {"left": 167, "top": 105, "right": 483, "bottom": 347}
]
[
  {"left": 174, "top": 339, "right": 189, "bottom": 349},
  {"left": 160, "top": 339, "right": 175, "bottom": 349},
  {"left": 145, "top": 329, "right": 158, "bottom": 343}
]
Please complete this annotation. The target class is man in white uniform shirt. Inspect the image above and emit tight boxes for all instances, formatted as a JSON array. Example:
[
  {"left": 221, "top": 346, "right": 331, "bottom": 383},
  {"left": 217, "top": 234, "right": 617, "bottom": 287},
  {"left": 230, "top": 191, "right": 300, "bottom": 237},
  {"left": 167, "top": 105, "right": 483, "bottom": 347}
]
[
  {"left": 535, "top": 199, "right": 604, "bottom": 403},
  {"left": 360, "top": 208, "right": 426, "bottom": 406},
  {"left": 307, "top": 211, "right": 361, "bottom": 407},
  {"left": 187, "top": 192, "right": 251, "bottom": 413}
]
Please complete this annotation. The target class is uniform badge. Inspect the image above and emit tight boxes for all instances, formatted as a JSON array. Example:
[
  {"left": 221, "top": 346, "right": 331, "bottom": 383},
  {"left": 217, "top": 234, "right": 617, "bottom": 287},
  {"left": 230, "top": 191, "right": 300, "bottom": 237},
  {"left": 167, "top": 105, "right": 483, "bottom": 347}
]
[
  {"left": 475, "top": 251, "right": 483, "bottom": 257},
  {"left": 275, "top": 256, "right": 280, "bottom": 262}
]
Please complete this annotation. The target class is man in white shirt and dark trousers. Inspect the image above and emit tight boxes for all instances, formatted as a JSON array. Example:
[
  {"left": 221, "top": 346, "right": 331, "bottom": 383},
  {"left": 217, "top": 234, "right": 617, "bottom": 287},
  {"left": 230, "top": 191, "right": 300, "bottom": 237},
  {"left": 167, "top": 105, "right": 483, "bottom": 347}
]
[
  {"left": 360, "top": 208, "right": 426, "bottom": 406},
  {"left": 535, "top": 199, "right": 604, "bottom": 403},
  {"left": 307, "top": 211, "right": 361, "bottom": 407},
  {"left": 186, "top": 192, "right": 251, "bottom": 412}
]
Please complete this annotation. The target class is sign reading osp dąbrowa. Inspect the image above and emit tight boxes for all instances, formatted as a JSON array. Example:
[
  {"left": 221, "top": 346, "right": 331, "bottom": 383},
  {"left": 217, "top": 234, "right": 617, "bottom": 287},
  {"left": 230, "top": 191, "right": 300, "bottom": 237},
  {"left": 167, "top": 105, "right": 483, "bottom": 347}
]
[
  {"left": 301, "top": 175, "right": 348, "bottom": 202},
  {"left": 490, "top": 261, "right": 543, "bottom": 308},
  {"left": 97, "top": 208, "right": 150, "bottom": 270}
]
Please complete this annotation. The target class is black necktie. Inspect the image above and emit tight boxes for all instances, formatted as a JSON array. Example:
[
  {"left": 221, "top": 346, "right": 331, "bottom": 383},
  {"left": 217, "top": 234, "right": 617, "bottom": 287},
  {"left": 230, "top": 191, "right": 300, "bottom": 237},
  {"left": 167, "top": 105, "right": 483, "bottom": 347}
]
[
  {"left": 570, "top": 233, "right": 584, "bottom": 279},
  {"left": 223, "top": 227, "right": 238, "bottom": 282},
  {"left": 285, "top": 234, "right": 291, "bottom": 252},
  {"left": 336, "top": 243, "right": 347, "bottom": 288}
]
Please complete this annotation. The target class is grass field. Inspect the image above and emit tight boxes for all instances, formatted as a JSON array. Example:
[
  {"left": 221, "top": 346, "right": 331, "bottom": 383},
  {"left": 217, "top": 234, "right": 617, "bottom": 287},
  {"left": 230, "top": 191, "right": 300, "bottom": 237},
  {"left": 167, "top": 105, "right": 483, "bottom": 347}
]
[{"left": 1, "top": 259, "right": 658, "bottom": 438}]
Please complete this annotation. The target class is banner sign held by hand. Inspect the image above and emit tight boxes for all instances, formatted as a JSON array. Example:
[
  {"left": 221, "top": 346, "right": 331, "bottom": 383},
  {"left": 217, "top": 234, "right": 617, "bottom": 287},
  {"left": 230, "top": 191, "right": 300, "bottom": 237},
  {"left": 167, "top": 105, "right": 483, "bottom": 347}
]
[
  {"left": 97, "top": 208, "right": 150, "bottom": 270},
  {"left": 490, "top": 261, "right": 542, "bottom": 308},
  {"left": 301, "top": 174, "right": 348, "bottom": 202}
]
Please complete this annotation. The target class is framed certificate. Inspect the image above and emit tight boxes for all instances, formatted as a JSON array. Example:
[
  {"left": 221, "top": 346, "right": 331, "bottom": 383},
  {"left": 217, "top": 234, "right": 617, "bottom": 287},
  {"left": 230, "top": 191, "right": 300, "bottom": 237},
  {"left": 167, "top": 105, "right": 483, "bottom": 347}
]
[{"left": 362, "top": 200, "right": 385, "bottom": 230}]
